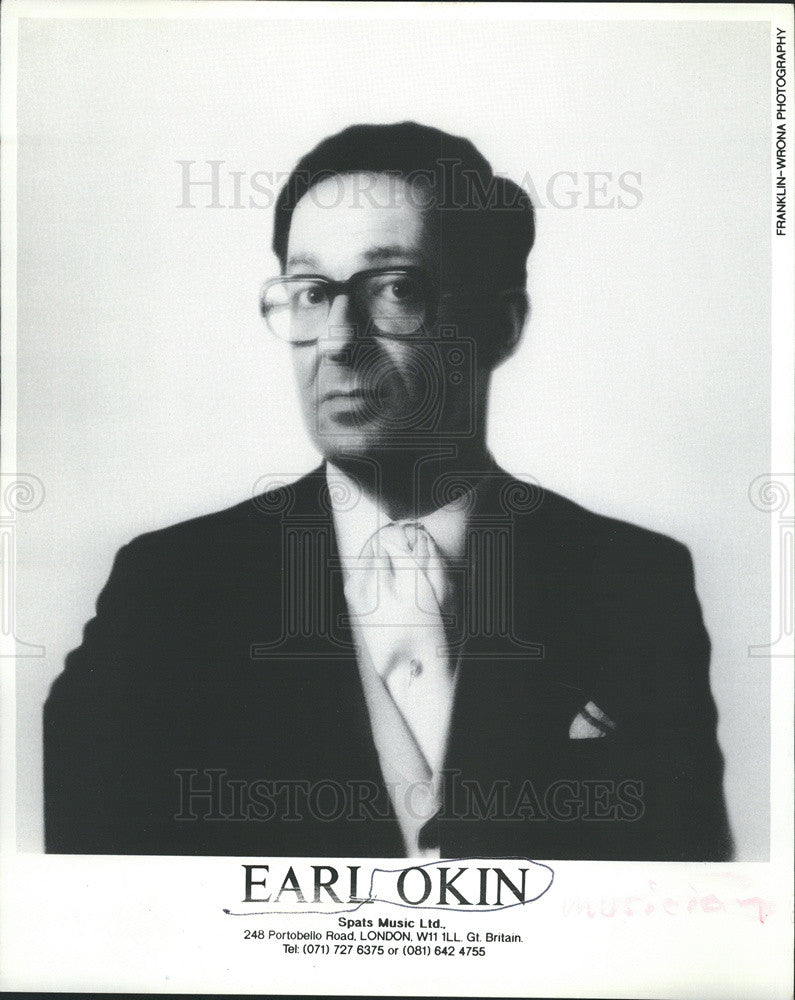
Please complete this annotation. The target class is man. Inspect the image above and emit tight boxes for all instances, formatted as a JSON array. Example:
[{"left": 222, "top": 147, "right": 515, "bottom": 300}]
[{"left": 44, "top": 122, "right": 732, "bottom": 860}]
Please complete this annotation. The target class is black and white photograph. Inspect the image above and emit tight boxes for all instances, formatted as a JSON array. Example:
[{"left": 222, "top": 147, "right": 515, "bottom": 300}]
[{"left": 1, "top": 1, "right": 792, "bottom": 996}]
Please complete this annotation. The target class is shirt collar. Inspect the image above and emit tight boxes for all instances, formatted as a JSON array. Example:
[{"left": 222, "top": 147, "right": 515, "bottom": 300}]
[{"left": 326, "top": 462, "right": 474, "bottom": 567}]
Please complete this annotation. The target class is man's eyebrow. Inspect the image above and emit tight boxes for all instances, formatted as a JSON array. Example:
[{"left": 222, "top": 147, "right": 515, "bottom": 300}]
[
  {"left": 285, "top": 252, "right": 319, "bottom": 271},
  {"left": 363, "top": 245, "right": 425, "bottom": 264},
  {"left": 286, "top": 246, "right": 425, "bottom": 272}
]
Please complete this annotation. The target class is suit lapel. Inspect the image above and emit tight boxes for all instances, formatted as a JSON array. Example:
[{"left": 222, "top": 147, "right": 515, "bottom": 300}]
[
  {"left": 443, "top": 468, "right": 587, "bottom": 787},
  {"left": 250, "top": 467, "right": 402, "bottom": 847}
]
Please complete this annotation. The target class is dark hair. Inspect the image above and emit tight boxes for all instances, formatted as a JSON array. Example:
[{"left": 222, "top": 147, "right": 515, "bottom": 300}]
[{"left": 272, "top": 121, "right": 535, "bottom": 294}]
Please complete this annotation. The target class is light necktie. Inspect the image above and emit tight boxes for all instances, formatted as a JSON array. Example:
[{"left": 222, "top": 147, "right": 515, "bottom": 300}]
[{"left": 344, "top": 520, "right": 456, "bottom": 776}]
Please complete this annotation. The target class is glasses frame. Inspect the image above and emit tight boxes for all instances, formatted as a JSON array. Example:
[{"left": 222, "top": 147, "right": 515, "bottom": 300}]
[{"left": 259, "top": 265, "right": 442, "bottom": 343}]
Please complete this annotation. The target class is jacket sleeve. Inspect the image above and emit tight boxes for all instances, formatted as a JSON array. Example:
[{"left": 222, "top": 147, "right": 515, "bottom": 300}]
[
  {"left": 637, "top": 540, "right": 733, "bottom": 861},
  {"left": 43, "top": 539, "right": 173, "bottom": 853}
]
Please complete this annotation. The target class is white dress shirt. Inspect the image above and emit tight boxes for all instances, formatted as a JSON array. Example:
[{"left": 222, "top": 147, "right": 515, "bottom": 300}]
[{"left": 327, "top": 463, "right": 472, "bottom": 857}]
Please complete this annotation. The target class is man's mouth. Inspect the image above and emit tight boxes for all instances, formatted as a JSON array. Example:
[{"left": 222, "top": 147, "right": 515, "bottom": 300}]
[{"left": 320, "top": 387, "right": 367, "bottom": 403}]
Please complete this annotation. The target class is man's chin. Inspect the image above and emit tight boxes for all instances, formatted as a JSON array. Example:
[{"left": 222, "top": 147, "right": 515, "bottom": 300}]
[
  {"left": 314, "top": 432, "right": 383, "bottom": 462},
  {"left": 311, "top": 415, "right": 456, "bottom": 462}
]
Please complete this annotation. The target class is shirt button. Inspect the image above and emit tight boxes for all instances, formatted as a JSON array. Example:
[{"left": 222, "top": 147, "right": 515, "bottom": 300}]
[{"left": 409, "top": 658, "right": 422, "bottom": 678}]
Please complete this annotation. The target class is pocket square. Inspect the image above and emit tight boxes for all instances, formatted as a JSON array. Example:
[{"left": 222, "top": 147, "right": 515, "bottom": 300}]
[{"left": 569, "top": 700, "right": 618, "bottom": 739}]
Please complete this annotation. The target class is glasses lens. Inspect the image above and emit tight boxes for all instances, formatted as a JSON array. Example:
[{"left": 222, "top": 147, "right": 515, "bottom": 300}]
[
  {"left": 359, "top": 271, "right": 429, "bottom": 337},
  {"left": 261, "top": 278, "right": 329, "bottom": 342},
  {"left": 260, "top": 270, "right": 435, "bottom": 342}
]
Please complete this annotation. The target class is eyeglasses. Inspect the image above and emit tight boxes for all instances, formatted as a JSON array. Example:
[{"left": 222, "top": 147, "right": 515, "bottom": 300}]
[{"left": 259, "top": 266, "right": 438, "bottom": 344}]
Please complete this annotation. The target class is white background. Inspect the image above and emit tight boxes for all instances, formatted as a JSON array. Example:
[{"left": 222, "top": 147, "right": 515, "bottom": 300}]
[{"left": 2, "top": 3, "right": 792, "bottom": 996}]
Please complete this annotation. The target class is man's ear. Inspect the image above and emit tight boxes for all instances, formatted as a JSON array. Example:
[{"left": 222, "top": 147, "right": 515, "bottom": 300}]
[{"left": 487, "top": 290, "right": 529, "bottom": 369}]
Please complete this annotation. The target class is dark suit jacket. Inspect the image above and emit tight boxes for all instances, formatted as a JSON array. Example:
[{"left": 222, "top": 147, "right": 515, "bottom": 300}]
[{"left": 44, "top": 464, "right": 732, "bottom": 859}]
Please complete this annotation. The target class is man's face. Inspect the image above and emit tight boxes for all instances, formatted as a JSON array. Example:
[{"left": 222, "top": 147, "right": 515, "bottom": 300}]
[{"left": 284, "top": 172, "right": 475, "bottom": 461}]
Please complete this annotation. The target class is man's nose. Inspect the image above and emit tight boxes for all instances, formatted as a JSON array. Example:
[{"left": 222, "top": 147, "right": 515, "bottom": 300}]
[{"left": 316, "top": 293, "right": 359, "bottom": 360}]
